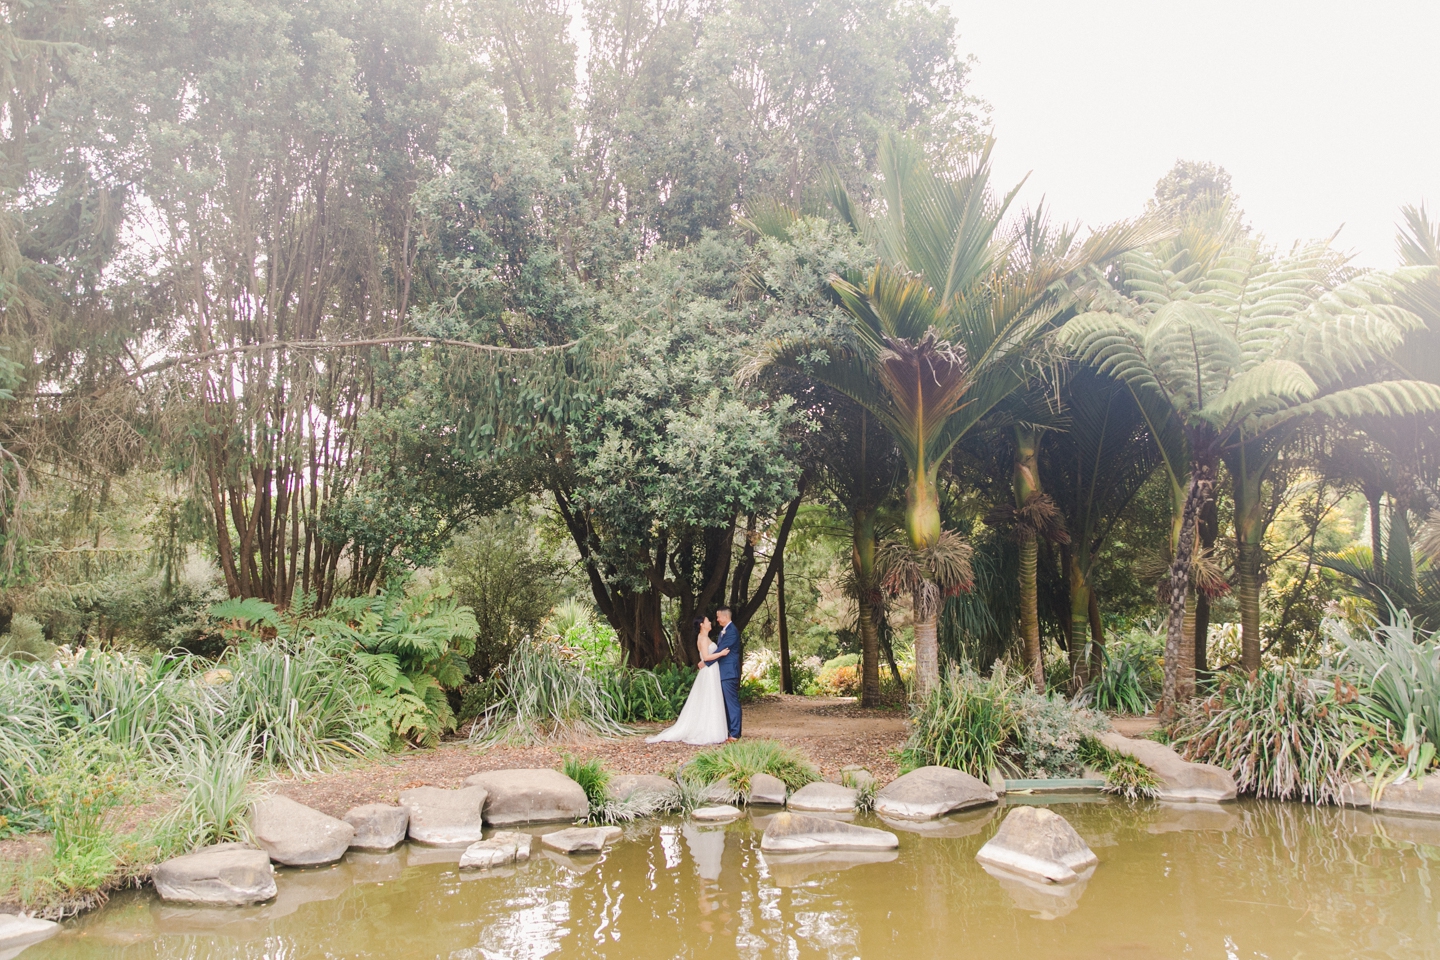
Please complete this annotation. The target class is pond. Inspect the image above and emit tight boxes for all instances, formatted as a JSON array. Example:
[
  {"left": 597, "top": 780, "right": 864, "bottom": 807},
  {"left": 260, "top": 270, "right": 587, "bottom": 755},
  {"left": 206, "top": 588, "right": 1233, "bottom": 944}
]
[{"left": 26, "top": 798, "right": 1440, "bottom": 960}]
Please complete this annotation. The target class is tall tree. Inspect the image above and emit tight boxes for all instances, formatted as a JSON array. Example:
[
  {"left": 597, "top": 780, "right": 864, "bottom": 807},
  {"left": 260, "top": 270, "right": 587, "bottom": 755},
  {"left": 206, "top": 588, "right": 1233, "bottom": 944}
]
[{"left": 1062, "top": 238, "right": 1440, "bottom": 711}]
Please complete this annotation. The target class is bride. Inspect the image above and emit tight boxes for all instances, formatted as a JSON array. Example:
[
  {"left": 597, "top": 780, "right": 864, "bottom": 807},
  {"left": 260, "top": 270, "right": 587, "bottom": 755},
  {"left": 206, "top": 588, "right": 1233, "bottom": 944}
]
[{"left": 646, "top": 616, "right": 731, "bottom": 745}]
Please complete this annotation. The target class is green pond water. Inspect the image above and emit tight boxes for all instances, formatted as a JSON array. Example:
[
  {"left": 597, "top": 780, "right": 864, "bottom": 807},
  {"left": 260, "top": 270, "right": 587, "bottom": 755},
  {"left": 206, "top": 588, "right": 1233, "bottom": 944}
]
[{"left": 26, "top": 797, "right": 1440, "bottom": 960}]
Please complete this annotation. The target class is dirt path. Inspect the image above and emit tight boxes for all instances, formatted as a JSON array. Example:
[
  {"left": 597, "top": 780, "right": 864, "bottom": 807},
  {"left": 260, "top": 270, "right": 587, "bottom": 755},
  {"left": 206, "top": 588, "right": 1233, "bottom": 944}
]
[{"left": 274, "top": 695, "right": 911, "bottom": 818}]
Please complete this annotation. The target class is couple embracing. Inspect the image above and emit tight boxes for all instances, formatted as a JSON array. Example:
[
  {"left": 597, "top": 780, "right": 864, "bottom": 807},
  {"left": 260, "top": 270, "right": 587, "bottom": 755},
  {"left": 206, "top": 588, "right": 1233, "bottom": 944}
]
[{"left": 646, "top": 607, "right": 743, "bottom": 745}]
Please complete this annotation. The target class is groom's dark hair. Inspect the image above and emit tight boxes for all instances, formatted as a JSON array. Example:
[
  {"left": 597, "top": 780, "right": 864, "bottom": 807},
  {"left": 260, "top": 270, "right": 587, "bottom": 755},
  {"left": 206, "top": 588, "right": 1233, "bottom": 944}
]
[{"left": 715, "top": 605, "right": 731, "bottom": 616}]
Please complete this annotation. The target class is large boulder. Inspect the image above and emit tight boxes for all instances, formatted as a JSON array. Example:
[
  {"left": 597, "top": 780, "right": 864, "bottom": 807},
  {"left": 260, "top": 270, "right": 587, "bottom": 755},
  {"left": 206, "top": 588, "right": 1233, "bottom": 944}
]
[
  {"left": 399, "top": 785, "right": 487, "bottom": 845},
  {"left": 875, "top": 766, "right": 998, "bottom": 820},
  {"left": 974, "top": 806, "right": 1097, "bottom": 884},
  {"left": 0, "top": 914, "right": 59, "bottom": 953},
  {"left": 760, "top": 812, "right": 898, "bottom": 853},
  {"left": 540, "top": 826, "right": 622, "bottom": 854},
  {"left": 1340, "top": 777, "right": 1440, "bottom": 818},
  {"left": 1100, "top": 732, "right": 1236, "bottom": 802},
  {"left": 251, "top": 796, "right": 354, "bottom": 866},
  {"left": 748, "top": 773, "right": 787, "bottom": 806},
  {"left": 343, "top": 804, "right": 409, "bottom": 851},
  {"left": 464, "top": 769, "right": 589, "bottom": 825},
  {"left": 460, "top": 831, "right": 533, "bottom": 869},
  {"left": 152, "top": 844, "right": 277, "bottom": 905},
  {"left": 786, "top": 782, "right": 857, "bottom": 814},
  {"left": 609, "top": 774, "right": 681, "bottom": 808}
]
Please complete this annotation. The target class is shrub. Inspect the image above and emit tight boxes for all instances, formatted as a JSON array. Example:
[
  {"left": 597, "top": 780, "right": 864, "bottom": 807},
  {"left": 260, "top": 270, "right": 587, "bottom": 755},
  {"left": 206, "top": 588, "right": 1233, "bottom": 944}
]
[
  {"left": 1330, "top": 611, "right": 1440, "bottom": 764},
  {"left": 600, "top": 664, "right": 695, "bottom": 723},
  {"left": 840, "top": 768, "right": 877, "bottom": 810},
  {"left": 469, "top": 639, "right": 629, "bottom": 744},
  {"left": 562, "top": 755, "right": 610, "bottom": 812},
  {"left": 816, "top": 654, "right": 861, "bottom": 697},
  {"left": 563, "top": 755, "right": 679, "bottom": 824},
  {"left": 899, "top": 663, "right": 1108, "bottom": 779},
  {"left": 684, "top": 739, "right": 819, "bottom": 799},
  {"left": 1171, "top": 667, "right": 1361, "bottom": 804}
]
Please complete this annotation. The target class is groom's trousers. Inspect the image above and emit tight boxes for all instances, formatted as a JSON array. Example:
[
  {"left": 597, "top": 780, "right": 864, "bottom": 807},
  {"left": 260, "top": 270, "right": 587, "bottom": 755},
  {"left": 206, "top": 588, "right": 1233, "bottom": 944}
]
[{"left": 721, "top": 675, "right": 742, "bottom": 739}]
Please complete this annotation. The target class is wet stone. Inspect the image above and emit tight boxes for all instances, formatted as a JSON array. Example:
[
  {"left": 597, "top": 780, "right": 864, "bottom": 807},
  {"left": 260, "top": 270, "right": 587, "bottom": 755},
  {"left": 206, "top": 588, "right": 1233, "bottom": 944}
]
[
  {"left": 343, "top": 803, "right": 409, "bottom": 851},
  {"left": 975, "top": 806, "right": 1098, "bottom": 884},
  {"left": 787, "top": 782, "right": 858, "bottom": 814},
  {"left": 152, "top": 844, "right": 277, "bottom": 905},
  {"left": 540, "top": 826, "right": 622, "bottom": 854},
  {"left": 874, "top": 766, "right": 998, "bottom": 821},
  {"left": 399, "top": 786, "right": 487, "bottom": 846},
  {"left": 760, "top": 812, "right": 898, "bottom": 853}
]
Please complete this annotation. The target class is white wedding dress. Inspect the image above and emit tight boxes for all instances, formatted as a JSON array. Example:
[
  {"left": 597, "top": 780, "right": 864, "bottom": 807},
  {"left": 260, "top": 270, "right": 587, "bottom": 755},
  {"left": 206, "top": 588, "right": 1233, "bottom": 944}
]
[{"left": 646, "top": 642, "right": 729, "bottom": 745}]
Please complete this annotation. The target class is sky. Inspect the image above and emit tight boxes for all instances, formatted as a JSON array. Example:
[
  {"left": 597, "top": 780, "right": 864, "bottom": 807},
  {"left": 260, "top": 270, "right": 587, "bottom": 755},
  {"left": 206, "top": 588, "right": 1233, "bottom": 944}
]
[{"left": 944, "top": 0, "right": 1439, "bottom": 266}]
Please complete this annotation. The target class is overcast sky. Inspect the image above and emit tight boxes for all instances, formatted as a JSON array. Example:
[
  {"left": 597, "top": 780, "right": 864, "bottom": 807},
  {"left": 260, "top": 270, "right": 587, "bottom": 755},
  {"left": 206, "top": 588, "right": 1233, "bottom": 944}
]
[{"left": 945, "top": 0, "right": 1438, "bottom": 266}]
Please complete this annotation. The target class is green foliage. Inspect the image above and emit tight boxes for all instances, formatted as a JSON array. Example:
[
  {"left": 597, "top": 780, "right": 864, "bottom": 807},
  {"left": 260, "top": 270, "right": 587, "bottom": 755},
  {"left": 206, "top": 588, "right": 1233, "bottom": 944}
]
[
  {"left": 562, "top": 755, "right": 610, "bottom": 814},
  {"left": 684, "top": 740, "right": 819, "bottom": 799},
  {"left": 0, "top": 614, "right": 52, "bottom": 661},
  {"left": 1172, "top": 667, "right": 1362, "bottom": 803},
  {"left": 1084, "top": 627, "right": 1163, "bottom": 714},
  {"left": 161, "top": 723, "right": 255, "bottom": 849},
  {"left": 1329, "top": 611, "right": 1440, "bottom": 780},
  {"left": 470, "top": 639, "right": 629, "bottom": 744},
  {"left": 900, "top": 663, "right": 1108, "bottom": 778},
  {"left": 840, "top": 768, "right": 878, "bottom": 811},
  {"left": 444, "top": 514, "right": 567, "bottom": 678},
  {"left": 1077, "top": 739, "right": 1162, "bottom": 799},
  {"left": 600, "top": 664, "right": 696, "bottom": 723}
]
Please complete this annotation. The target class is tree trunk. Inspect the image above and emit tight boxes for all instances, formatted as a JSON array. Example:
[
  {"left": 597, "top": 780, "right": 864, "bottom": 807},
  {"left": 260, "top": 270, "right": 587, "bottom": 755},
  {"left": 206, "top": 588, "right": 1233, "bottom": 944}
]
[
  {"left": 1194, "top": 490, "right": 1218, "bottom": 680},
  {"left": 1018, "top": 534, "right": 1043, "bottom": 691},
  {"left": 1067, "top": 554, "right": 1093, "bottom": 691},
  {"left": 1366, "top": 486, "right": 1384, "bottom": 572},
  {"left": 1232, "top": 466, "right": 1265, "bottom": 674},
  {"left": 905, "top": 463, "right": 943, "bottom": 697},
  {"left": 858, "top": 595, "right": 880, "bottom": 706},
  {"left": 1013, "top": 425, "right": 1044, "bottom": 692},
  {"left": 854, "top": 505, "right": 881, "bottom": 707},
  {"left": 913, "top": 591, "right": 940, "bottom": 699},
  {"left": 778, "top": 554, "right": 792, "bottom": 694},
  {"left": 1161, "top": 467, "right": 1210, "bottom": 718}
]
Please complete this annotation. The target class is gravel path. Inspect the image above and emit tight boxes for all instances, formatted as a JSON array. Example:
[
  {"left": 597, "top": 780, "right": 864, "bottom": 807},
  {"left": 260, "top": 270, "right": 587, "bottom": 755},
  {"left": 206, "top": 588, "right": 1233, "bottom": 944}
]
[{"left": 273, "top": 695, "right": 911, "bottom": 818}]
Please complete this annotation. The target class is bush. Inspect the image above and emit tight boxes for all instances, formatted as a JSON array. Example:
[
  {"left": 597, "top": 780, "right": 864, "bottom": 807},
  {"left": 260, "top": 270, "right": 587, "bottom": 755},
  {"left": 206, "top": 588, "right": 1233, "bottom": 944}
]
[
  {"left": 1330, "top": 610, "right": 1440, "bottom": 768},
  {"left": 899, "top": 663, "right": 1108, "bottom": 779},
  {"left": 1077, "top": 739, "right": 1161, "bottom": 799},
  {"left": 1171, "top": 667, "right": 1361, "bottom": 804},
  {"left": 684, "top": 739, "right": 819, "bottom": 799},
  {"left": 600, "top": 664, "right": 696, "bottom": 722},
  {"left": 816, "top": 654, "right": 860, "bottom": 697},
  {"left": 469, "top": 639, "right": 629, "bottom": 744}
]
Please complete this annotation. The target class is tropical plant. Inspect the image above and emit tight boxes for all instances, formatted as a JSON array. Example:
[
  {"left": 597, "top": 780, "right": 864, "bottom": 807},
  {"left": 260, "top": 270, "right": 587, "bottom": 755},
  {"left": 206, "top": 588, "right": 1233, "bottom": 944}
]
[
  {"left": 1084, "top": 629, "right": 1162, "bottom": 714},
  {"left": 1062, "top": 233, "right": 1440, "bottom": 712},
  {"left": 599, "top": 664, "right": 696, "bottom": 723},
  {"left": 161, "top": 722, "right": 255, "bottom": 848},
  {"left": 469, "top": 639, "right": 629, "bottom": 744},
  {"left": 1329, "top": 611, "right": 1440, "bottom": 763},
  {"left": 1076, "top": 739, "right": 1161, "bottom": 799},
  {"left": 1172, "top": 667, "right": 1363, "bottom": 803},
  {"left": 751, "top": 135, "right": 1151, "bottom": 695},
  {"left": 900, "top": 662, "right": 1107, "bottom": 778},
  {"left": 684, "top": 739, "right": 819, "bottom": 799}
]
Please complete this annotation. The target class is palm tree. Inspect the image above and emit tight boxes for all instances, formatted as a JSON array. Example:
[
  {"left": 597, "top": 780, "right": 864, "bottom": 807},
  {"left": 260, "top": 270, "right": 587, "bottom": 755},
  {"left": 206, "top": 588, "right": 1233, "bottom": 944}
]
[
  {"left": 752, "top": 134, "right": 1153, "bottom": 694},
  {"left": 1062, "top": 237, "right": 1440, "bottom": 713}
]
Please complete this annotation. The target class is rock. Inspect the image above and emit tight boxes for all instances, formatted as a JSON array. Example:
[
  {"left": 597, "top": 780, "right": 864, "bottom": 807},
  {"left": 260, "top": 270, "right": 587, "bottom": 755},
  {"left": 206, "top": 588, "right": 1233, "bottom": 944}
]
[
  {"left": 841, "top": 765, "right": 877, "bottom": 791},
  {"left": 748, "top": 773, "right": 787, "bottom": 805},
  {"left": 399, "top": 785, "right": 487, "bottom": 845},
  {"left": 1340, "top": 777, "right": 1440, "bottom": 818},
  {"left": 1100, "top": 732, "right": 1236, "bottom": 802},
  {"left": 874, "top": 766, "right": 998, "bottom": 820},
  {"left": 540, "top": 825, "right": 622, "bottom": 854},
  {"left": 759, "top": 812, "right": 898, "bottom": 853},
  {"left": 609, "top": 774, "right": 681, "bottom": 807},
  {"left": 787, "top": 782, "right": 858, "bottom": 813},
  {"left": 692, "top": 804, "right": 742, "bottom": 821},
  {"left": 0, "top": 915, "right": 59, "bottom": 954},
  {"left": 974, "top": 806, "right": 1098, "bottom": 884},
  {"left": 251, "top": 796, "right": 355, "bottom": 866},
  {"left": 459, "top": 831, "right": 533, "bottom": 869},
  {"left": 343, "top": 804, "right": 409, "bottom": 851},
  {"left": 701, "top": 781, "right": 739, "bottom": 804},
  {"left": 152, "top": 843, "right": 277, "bottom": 905},
  {"left": 464, "top": 769, "right": 589, "bottom": 826}
]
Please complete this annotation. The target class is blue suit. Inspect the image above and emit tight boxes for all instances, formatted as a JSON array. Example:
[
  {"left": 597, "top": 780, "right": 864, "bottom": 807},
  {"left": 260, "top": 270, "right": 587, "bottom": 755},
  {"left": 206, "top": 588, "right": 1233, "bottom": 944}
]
[{"left": 714, "top": 621, "right": 742, "bottom": 738}]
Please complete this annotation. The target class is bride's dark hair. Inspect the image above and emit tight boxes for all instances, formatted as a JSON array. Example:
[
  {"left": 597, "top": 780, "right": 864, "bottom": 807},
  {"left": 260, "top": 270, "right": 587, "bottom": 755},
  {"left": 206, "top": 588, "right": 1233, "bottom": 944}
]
[{"left": 693, "top": 616, "right": 708, "bottom": 630}]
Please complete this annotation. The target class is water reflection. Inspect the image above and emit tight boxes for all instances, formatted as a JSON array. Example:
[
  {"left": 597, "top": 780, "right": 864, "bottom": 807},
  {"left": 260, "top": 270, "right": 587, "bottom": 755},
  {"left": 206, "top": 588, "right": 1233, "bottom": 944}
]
[
  {"left": 979, "top": 862, "right": 1094, "bottom": 920},
  {"left": 27, "top": 800, "right": 1440, "bottom": 960}
]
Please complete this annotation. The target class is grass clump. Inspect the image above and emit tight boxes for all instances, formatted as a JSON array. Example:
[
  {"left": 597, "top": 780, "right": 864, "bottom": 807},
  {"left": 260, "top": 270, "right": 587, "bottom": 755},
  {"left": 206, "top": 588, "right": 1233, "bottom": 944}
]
[
  {"left": 1083, "top": 631, "right": 1160, "bottom": 715},
  {"left": 900, "top": 663, "right": 1108, "bottom": 779},
  {"left": 563, "top": 755, "right": 680, "bottom": 824},
  {"left": 469, "top": 639, "right": 629, "bottom": 744},
  {"left": 600, "top": 665, "right": 695, "bottom": 723},
  {"left": 1077, "top": 739, "right": 1161, "bottom": 799},
  {"left": 685, "top": 739, "right": 819, "bottom": 801},
  {"left": 840, "top": 768, "right": 877, "bottom": 811}
]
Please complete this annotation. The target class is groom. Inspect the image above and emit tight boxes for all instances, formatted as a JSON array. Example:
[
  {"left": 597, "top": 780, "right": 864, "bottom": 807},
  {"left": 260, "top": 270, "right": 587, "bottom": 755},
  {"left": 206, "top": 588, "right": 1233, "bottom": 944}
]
[{"left": 714, "top": 606, "right": 742, "bottom": 741}]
